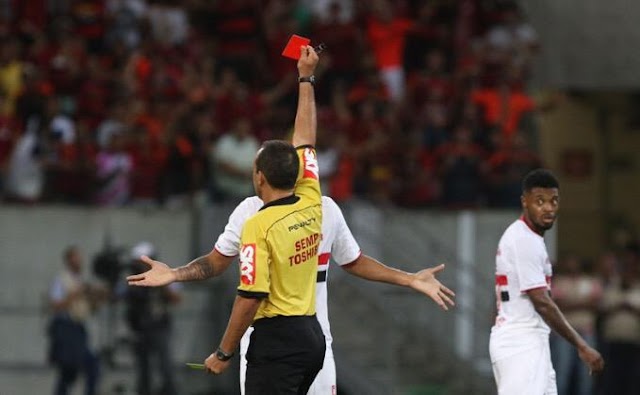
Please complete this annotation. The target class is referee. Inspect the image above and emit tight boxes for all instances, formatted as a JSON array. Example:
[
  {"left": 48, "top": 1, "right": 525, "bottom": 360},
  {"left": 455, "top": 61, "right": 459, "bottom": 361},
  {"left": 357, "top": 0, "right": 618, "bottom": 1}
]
[{"left": 205, "top": 45, "right": 325, "bottom": 395}]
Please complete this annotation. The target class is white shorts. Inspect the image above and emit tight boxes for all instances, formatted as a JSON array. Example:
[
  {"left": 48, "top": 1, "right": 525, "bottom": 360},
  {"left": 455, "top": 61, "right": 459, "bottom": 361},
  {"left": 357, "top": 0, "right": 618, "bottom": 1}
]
[
  {"left": 240, "top": 327, "right": 337, "bottom": 395},
  {"left": 490, "top": 336, "right": 557, "bottom": 395}
]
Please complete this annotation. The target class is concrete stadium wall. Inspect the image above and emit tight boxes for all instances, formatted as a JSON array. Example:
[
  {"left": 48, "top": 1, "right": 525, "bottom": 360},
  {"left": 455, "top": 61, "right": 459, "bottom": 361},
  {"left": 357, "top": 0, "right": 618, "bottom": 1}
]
[{"left": 522, "top": 0, "right": 640, "bottom": 89}]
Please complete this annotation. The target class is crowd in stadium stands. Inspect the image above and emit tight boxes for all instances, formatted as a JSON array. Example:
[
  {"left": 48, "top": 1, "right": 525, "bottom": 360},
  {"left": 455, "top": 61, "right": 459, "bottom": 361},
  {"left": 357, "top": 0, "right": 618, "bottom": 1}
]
[
  {"left": 552, "top": 242, "right": 640, "bottom": 395},
  {"left": 0, "top": 0, "right": 547, "bottom": 208}
]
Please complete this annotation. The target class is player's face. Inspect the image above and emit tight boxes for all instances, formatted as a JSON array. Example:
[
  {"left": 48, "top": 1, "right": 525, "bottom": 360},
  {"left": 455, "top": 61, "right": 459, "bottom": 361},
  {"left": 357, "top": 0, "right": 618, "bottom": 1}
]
[{"left": 521, "top": 187, "right": 559, "bottom": 233}]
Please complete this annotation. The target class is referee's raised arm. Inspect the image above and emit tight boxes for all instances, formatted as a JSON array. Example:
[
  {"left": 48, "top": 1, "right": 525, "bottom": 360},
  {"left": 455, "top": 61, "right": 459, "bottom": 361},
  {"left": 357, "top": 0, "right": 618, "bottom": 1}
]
[{"left": 292, "top": 45, "right": 319, "bottom": 148}]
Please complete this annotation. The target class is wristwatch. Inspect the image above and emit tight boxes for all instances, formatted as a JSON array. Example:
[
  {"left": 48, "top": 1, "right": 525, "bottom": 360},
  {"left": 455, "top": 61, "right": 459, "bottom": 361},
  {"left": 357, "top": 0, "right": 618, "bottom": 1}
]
[
  {"left": 215, "top": 347, "right": 234, "bottom": 361},
  {"left": 298, "top": 75, "right": 316, "bottom": 86}
]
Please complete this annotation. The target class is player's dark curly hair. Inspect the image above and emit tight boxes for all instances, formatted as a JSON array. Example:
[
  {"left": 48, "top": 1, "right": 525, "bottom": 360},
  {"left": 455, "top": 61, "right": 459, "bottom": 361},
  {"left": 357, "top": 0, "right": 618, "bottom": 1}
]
[
  {"left": 255, "top": 140, "right": 299, "bottom": 190},
  {"left": 522, "top": 169, "right": 559, "bottom": 193}
]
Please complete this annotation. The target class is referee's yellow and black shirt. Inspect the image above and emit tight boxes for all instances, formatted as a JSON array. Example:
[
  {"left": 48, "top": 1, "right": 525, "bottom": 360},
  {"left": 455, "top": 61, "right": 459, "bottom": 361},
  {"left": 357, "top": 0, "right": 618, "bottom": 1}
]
[{"left": 237, "top": 146, "right": 322, "bottom": 320}]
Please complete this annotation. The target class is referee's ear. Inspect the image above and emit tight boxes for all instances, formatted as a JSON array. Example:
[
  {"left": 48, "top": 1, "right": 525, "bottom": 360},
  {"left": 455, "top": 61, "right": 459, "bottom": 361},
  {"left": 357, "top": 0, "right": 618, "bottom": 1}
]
[{"left": 256, "top": 170, "right": 266, "bottom": 186}]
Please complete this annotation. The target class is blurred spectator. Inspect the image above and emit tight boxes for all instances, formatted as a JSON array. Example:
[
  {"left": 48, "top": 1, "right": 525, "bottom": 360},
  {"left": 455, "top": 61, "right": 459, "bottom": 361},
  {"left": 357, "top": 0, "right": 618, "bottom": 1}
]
[
  {"left": 76, "top": 55, "right": 115, "bottom": 129},
  {"left": 125, "top": 242, "right": 182, "bottom": 395},
  {"left": 403, "top": 3, "right": 450, "bottom": 75},
  {"left": 105, "top": 0, "right": 149, "bottom": 50},
  {"left": 210, "top": 118, "right": 258, "bottom": 201},
  {"left": 312, "top": 1, "right": 362, "bottom": 86},
  {"left": 0, "top": 38, "right": 24, "bottom": 116},
  {"left": 551, "top": 255, "right": 603, "bottom": 395},
  {"left": 94, "top": 132, "right": 133, "bottom": 206},
  {"left": 417, "top": 102, "right": 449, "bottom": 152},
  {"left": 471, "top": 78, "right": 536, "bottom": 144},
  {"left": 0, "top": 106, "right": 17, "bottom": 197},
  {"left": 147, "top": 0, "right": 188, "bottom": 48},
  {"left": 485, "top": 1, "right": 538, "bottom": 69},
  {"left": 162, "top": 122, "right": 205, "bottom": 208},
  {"left": 407, "top": 48, "right": 453, "bottom": 111},
  {"left": 365, "top": 0, "right": 413, "bottom": 102},
  {"left": 96, "top": 102, "right": 128, "bottom": 149},
  {"left": 302, "top": 0, "right": 355, "bottom": 24},
  {"left": 599, "top": 246, "right": 640, "bottom": 395},
  {"left": 128, "top": 124, "right": 168, "bottom": 207},
  {"left": 4, "top": 117, "right": 45, "bottom": 203},
  {"left": 435, "top": 124, "right": 485, "bottom": 208},
  {"left": 211, "top": 0, "right": 263, "bottom": 83},
  {"left": 71, "top": 0, "right": 107, "bottom": 54},
  {"left": 47, "top": 118, "right": 97, "bottom": 203},
  {"left": 395, "top": 134, "right": 440, "bottom": 207},
  {"left": 47, "top": 245, "right": 104, "bottom": 395},
  {"left": 485, "top": 133, "right": 541, "bottom": 207},
  {"left": 595, "top": 251, "right": 621, "bottom": 288}
]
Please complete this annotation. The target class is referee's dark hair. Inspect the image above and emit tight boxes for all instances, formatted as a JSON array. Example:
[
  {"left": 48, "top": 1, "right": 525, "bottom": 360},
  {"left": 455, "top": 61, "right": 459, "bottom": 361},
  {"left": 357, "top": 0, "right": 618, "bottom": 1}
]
[
  {"left": 256, "top": 140, "right": 299, "bottom": 190},
  {"left": 522, "top": 169, "right": 559, "bottom": 193}
]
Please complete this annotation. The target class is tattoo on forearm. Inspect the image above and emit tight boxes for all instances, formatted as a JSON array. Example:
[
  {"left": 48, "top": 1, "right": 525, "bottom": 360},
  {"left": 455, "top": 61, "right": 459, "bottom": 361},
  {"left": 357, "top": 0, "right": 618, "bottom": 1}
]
[{"left": 175, "top": 255, "right": 214, "bottom": 281}]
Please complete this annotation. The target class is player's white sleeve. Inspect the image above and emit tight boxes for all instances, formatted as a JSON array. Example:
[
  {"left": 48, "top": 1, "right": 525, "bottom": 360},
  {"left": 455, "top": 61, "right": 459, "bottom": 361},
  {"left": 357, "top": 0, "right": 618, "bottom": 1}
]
[
  {"left": 322, "top": 196, "right": 361, "bottom": 265},
  {"left": 213, "top": 197, "right": 263, "bottom": 257},
  {"left": 513, "top": 237, "right": 547, "bottom": 292}
]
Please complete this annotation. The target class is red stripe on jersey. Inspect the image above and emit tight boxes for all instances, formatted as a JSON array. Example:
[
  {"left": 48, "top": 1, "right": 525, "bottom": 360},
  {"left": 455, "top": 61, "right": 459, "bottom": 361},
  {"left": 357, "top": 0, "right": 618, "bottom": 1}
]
[
  {"left": 496, "top": 274, "right": 508, "bottom": 286},
  {"left": 318, "top": 253, "right": 330, "bottom": 266}
]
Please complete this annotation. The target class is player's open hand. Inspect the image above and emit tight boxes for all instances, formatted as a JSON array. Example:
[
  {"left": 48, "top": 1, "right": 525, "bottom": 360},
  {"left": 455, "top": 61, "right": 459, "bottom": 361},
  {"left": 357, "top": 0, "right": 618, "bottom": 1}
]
[
  {"left": 410, "top": 264, "right": 456, "bottom": 311},
  {"left": 297, "top": 45, "right": 319, "bottom": 77},
  {"left": 126, "top": 255, "right": 176, "bottom": 287},
  {"left": 578, "top": 345, "right": 604, "bottom": 375}
]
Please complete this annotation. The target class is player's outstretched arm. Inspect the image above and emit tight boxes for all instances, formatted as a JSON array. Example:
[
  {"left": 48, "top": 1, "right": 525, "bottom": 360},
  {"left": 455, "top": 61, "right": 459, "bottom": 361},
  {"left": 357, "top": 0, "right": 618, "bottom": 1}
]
[
  {"left": 291, "top": 45, "right": 319, "bottom": 148},
  {"left": 342, "top": 256, "right": 455, "bottom": 310},
  {"left": 528, "top": 288, "right": 604, "bottom": 374},
  {"left": 127, "top": 250, "right": 235, "bottom": 287}
]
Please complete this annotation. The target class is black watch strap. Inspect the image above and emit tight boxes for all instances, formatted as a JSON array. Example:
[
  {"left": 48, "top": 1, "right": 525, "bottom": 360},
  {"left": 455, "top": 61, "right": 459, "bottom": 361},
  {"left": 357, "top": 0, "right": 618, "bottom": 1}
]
[
  {"left": 298, "top": 75, "right": 316, "bottom": 85},
  {"left": 215, "top": 347, "right": 234, "bottom": 361}
]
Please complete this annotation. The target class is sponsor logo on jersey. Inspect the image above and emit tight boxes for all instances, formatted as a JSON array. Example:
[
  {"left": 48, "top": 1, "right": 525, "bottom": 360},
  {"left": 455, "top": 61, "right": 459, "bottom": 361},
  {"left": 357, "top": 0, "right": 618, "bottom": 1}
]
[
  {"left": 303, "top": 148, "right": 319, "bottom": 180},
  {"left": 287, "top": 217, "right": 317, "bottom": 232},
  {"left": 289, "top": 233, "right": 320, "bottom": 266},
  {"left": 240, "top": 244, "right": 256, "bottom": 285}
]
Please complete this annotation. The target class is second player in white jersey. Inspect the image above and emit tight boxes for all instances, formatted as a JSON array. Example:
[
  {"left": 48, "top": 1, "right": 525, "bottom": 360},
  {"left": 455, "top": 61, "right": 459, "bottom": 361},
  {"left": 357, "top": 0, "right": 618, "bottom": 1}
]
[
  {"left": 490, "top": 217, "right": 556, "bottom": 394},
  {"left": 216, "top": 196, "right": 360, "bottom": 395},
  {"left": 489, "top": 169, "right": 603, "bottom": 395}
]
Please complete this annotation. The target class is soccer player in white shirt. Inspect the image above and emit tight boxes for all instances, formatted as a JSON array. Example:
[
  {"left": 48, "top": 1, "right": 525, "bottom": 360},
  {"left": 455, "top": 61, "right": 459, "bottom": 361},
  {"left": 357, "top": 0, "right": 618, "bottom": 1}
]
[
  {"left": 128, "top": 195, "right": 455, "bottom": 394},
  {"left": 489, "top": 169, "right": 604, "bottom": 395}
]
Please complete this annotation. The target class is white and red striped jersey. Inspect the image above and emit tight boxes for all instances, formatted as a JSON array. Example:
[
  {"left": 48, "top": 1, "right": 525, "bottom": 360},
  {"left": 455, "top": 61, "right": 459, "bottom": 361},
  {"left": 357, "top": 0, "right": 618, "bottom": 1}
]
[
  {"left": 492, "top": 217, "right": 552, "bottom": 340},
  {"left": 214, "top": 195, "right": 362, "bottom": 346}
]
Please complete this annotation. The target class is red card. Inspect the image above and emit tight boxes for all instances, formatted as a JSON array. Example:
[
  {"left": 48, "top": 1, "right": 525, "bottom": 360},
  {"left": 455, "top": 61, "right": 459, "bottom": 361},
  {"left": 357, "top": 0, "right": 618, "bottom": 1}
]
[{"left": 281, "top": 34, "right": 311, "bottom": 60}]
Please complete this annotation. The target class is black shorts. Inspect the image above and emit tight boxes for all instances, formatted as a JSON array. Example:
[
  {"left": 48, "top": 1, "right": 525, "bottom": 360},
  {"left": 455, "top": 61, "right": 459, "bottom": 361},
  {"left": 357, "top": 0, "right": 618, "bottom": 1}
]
[{"left": 245, "top": 315, "right": 326, "bottom": 395}]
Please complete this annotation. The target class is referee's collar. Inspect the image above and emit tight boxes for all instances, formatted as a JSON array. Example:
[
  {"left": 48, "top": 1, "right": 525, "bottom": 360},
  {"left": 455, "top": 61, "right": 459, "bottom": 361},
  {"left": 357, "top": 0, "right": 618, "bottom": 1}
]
[{"left": 259, "top": 194, "right": 300, "bottom": 211}]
